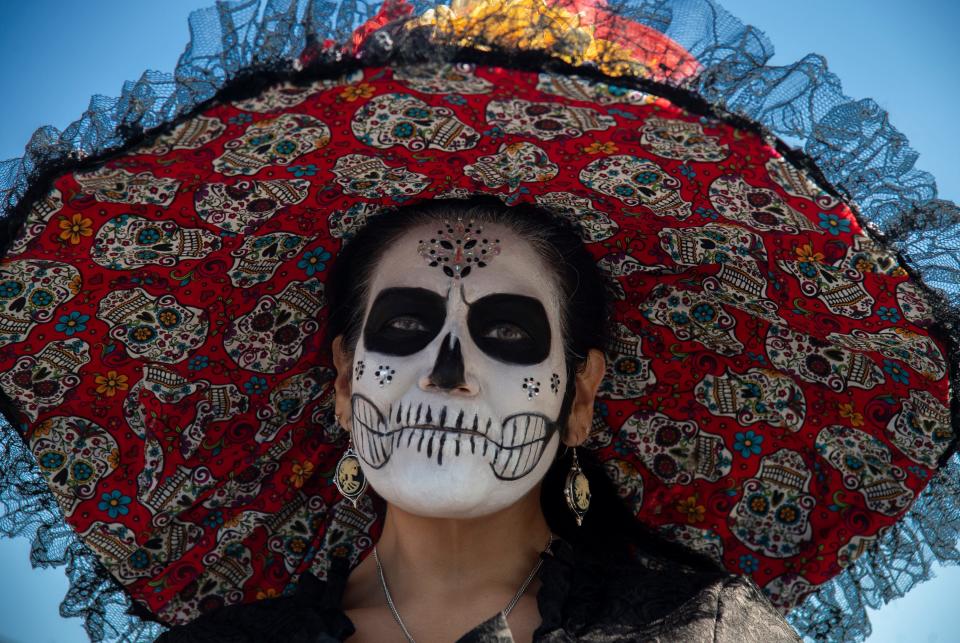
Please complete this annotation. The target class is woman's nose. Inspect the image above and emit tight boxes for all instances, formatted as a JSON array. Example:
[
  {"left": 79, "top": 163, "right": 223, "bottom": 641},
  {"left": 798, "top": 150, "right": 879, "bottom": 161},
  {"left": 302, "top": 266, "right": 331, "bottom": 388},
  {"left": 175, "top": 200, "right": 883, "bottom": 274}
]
[{"left": 418, "top": 333, "right": 479, "bottom": 396}]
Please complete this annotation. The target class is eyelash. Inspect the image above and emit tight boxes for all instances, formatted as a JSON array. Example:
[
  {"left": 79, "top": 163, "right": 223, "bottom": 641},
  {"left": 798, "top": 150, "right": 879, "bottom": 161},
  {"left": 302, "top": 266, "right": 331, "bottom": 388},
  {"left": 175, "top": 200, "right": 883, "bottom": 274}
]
[
  {"left": 385, "top": 316, "right": 428, "bottom": 332},
  {"left": 482, "top": 323, "right": 528, "bottom": 341},
  {"left": 386, "top": 318, "right": 528, "bottom": 341}
]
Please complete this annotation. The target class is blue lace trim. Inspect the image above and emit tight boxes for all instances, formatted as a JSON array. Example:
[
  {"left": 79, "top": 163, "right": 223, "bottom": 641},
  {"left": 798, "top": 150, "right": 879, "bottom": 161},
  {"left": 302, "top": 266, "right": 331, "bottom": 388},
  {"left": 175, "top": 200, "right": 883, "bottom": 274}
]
[{"left": 1, "top": 1, "right": 959, "bottom": 641}]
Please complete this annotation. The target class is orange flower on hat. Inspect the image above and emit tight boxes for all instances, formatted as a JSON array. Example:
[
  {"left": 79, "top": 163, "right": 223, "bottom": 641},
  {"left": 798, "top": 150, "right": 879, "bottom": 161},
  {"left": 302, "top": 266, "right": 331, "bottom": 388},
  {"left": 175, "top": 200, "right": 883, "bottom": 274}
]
[
  {"left": 95, "top": 371, "right": 129, "bottom": 397},
  {"left": 676, "top": 495, "right": 705, "bottom": 523},
  {"left": 289, "top": 460, "right": 315, "bottom": 488},
  {"left": 58, "top": 213, "right": 93, "bottom": 245},
  {"left": 584, "top": 141, "right": 618, "bottom": 154},
  {"left": 838, "top": 402, "right": 864, "bottom": 428},
  {"left": 795, "top": 243, "right": 824, "bottom": 263},
  {"left": 340, "top": 83, "right": 375, "bottom": 101},
  {"left": 256, "top": 588, "right": 279, "bottom": 600}
]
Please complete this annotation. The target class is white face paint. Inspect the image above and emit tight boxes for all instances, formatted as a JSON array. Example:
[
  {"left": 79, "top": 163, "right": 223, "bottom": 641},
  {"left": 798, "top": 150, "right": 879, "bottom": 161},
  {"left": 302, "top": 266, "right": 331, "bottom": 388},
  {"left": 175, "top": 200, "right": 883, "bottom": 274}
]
[{"left": 349, "top": 219, "right": 567, "bottom": 519}]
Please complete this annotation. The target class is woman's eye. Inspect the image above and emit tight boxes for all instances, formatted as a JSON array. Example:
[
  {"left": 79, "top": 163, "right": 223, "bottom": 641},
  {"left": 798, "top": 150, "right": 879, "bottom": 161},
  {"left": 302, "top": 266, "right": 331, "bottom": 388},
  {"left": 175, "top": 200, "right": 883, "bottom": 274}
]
[
  {"left": 386, "top": 316, "right": 428, "bottom": 332},
  {"left": 483, "top": 323, "right": 528, "bottom": 341}
]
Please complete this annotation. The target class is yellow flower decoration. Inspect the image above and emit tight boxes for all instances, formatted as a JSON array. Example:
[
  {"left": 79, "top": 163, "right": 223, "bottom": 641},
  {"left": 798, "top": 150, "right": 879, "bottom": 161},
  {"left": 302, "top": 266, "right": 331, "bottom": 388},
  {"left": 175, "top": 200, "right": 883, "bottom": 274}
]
[
  {"left": 584, "top": 141, "right": 618, "bottom": 154},
  {"left": 340, "top": 83, "right": 376, "bottom": 101},
  {"left": 256, "top": 588, "right": 279, "bottom": 600},
  {"left": 288, "top": 460, "right": 315, "bottom": 488},
  {"left": 838, "top": 402, "right": 864, "bottom": 428},
  {"left": 58, "top": 213, "right": 93, "bottom": 245},
  {"left": 95, "top": 371, "right": 129, "bottom": 397},
  {"left": 676, "top": 495, "right": 705, "bottom": 523},
  {"left": 795, "top": 243, "right": 824, "bottom": 263}
]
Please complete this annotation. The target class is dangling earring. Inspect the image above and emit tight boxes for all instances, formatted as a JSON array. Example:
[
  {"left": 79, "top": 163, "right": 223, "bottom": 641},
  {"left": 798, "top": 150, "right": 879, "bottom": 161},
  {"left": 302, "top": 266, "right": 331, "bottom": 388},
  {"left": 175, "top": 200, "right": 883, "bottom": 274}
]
[
  {"left": 334, "top": 433, "right": 367, "bottom": 508},
  {"left": 564, "top": 448, "right": 590, "bottom": 526}
]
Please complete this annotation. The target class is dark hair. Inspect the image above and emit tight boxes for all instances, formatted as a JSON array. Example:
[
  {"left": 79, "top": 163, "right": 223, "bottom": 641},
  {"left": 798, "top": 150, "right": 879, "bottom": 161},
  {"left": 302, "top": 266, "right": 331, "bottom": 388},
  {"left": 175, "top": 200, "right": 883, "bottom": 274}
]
[{"left": 325, "top": 196, "right": 723, "bottom": 573}]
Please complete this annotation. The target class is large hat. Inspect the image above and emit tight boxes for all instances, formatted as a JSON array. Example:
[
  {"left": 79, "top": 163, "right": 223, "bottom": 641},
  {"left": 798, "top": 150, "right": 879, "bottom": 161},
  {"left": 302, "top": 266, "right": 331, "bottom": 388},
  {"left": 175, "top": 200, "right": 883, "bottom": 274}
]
[{"left": 1, "top": 0, "right": 958, "bottom": 641}]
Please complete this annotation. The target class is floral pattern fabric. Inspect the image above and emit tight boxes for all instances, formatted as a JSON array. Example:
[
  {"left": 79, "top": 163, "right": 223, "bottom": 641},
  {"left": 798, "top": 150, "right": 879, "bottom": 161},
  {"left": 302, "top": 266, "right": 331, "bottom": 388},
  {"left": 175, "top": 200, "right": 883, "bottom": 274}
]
[{"left": 0, "top": 62, "right": 952, "bottom": 626}]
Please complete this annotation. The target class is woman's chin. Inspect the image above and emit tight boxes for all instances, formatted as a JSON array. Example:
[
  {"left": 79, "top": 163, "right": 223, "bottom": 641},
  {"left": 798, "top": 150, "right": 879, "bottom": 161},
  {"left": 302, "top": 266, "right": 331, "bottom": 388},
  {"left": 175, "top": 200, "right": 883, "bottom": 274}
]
[{"left": 365, "top": 434, "right": 557, "bottom": 519}]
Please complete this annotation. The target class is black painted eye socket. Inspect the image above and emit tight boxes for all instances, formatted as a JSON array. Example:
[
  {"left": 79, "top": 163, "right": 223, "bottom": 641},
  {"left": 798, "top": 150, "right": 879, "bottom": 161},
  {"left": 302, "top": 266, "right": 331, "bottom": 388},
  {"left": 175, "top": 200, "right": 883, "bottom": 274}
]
[
  {"left": 468, "top": 294, "right": 551, "bottom": 365},
  {"left": 364, "top": 288, "right": 446, "bottom": 355}
]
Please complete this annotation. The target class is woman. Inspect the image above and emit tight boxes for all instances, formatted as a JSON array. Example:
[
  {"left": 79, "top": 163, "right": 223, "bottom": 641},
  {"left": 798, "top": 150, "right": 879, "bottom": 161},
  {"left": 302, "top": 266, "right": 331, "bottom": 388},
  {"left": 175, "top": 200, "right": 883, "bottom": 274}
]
[
  {"left": 0, "top": 0, "right": 956, "bottom": 641},
  {"left": 156, "top": 198, "right": 801, "bottom": 641}
]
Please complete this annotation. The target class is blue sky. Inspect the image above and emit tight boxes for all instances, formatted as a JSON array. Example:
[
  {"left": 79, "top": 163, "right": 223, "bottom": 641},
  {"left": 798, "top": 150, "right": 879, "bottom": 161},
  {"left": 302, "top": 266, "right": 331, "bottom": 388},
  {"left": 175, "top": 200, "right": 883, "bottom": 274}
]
[{"left": 0, "top": 1, "right": 958, "bottom": 642}]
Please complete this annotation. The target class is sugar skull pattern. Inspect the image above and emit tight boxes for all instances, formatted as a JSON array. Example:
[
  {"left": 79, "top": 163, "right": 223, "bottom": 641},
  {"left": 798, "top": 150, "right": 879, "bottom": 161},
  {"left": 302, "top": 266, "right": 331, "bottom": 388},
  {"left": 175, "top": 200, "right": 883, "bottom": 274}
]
[
  {"left": 223, "top": 279, "right": 325, "bottom": 373},
  {"left": 194, "top": 179, "right": 311, "bottom": 234},
  {"left": 92, "top": 215, "right": 221, "bottom": 269},
  {"left": 464, "top": 142, "right": 559, "bottom": 191},
  {"left": 534, "top": 192, "right": 619, "bottom": 242},
  {"left": 140, "top": 115, "right": 226, "bottom": 156},
  {"left": 598, "top": 322, "right": 656, "bottom": 399},
  {"left": 228, "top": 232, "right": 309, "bottom": 288},
  {"left": 74, "top": 167, "right": 180, "bottom": 206},
  {"left": 695, "top": 368, "right": 806, "bottom": 432},
  {"left": 5, "top": 188, "right": 62, "bottom": 256},
  {"left": 580, "top": 155, "right": 691, "bottom": 218},
  {"left": 815, "top": 425, "right": 913, "bottom": 516},
  {"left": 327, "top": 202, "right": 381, "bottom": 240},
  {"left": 393, "top": 63, "right": 494, "bottom": 94},
  {"left": 837, "top": 530, "right": 888, "bottom": 570},
  {"left": 641, "top": 285, "right": 744, "bottom": 356},
  {"left": 780, "top": 261, "right": 874, "bottom": 319},
  {"left": 658, "top": 223, "right": 779, "bottom": 322},
  {"left": 486, "top": 99, "right": 616, "bottom": 140},
  {"left": 620, "top": 411, "right": 732, "bottom": 485},
  {"left": 709, "top": 175, "right": 819, "bottom": 234},
  {"left": 765, "top": 324, "right": 886, "bottom": 392},
  {"left": 332, "top": 154, "right": 431, "bottom": 199},
  {"left": 255, "top": 367, "right": 332, "bottom": 443},
  {"left": 765, "top": 156, "right": 840, "bottom": 210},
  {"left": 30, "top": 415, "right": 119, "bottom": 516},
  {"left": 729, "top": 449, "right": 815, "bottom": 558},
  {"left": 886, "top": 389, "right": 952, "bottom": 467},
  {"left": 213, "top": 113, "right": 331, "bottom": 176},
  {"left": 352, "top": 93, "right": 479, "bottom": 151},
  {"left": 639, "top": 117, "right": 729, "bottom": 162},
  {"left": 2, "top": 63, "right": 951, "bottom": 622},
  {"left": 0, "top": 259, "right": 80, "bottom": 346},
  {"left": 536, "top": 73, "right": 654, "bottom": 105},
  {"left": 97, "top": 288, "right": 208, "bottom": 363},
  {"left": 0, "top": 339, "right": 90, "bottom": 421},
  {"left": 896, "top": 281, "right": 936, "bottom": 324},
  {"left": 828, "top": 327, "right": 947, "bottom": 381},
  {"left": 231, "top": 72, "right": 364, "bottom": 112}
]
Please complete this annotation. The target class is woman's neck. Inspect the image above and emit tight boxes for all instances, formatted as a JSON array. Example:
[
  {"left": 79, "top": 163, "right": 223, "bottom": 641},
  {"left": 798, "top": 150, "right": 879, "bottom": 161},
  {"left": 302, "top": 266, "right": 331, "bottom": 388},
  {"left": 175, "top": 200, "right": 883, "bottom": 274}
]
[{"left": 375, "top": 485, "right": 552, "bottom": 595}]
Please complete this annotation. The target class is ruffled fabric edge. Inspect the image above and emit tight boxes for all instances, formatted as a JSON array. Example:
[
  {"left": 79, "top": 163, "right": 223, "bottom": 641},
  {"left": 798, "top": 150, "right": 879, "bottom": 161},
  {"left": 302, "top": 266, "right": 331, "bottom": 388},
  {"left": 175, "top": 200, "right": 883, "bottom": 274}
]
[{"left": 2, "top": 0, "right": 960, "bottom": 641}]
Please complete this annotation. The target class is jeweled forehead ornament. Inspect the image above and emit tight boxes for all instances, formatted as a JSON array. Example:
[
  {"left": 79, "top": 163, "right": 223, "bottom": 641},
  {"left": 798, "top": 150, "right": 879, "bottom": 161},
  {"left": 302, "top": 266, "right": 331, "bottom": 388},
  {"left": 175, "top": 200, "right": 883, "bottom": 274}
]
[{"left": 417, "top": 218, "right": 501, "bottom": 279}]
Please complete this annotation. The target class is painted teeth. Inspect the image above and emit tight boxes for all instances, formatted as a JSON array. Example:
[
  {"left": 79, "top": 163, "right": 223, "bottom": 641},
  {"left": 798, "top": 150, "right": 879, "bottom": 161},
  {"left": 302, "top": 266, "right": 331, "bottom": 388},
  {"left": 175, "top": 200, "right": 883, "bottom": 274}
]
[{"left": 351, "top": 396, "right": 553, "bottom": 476}]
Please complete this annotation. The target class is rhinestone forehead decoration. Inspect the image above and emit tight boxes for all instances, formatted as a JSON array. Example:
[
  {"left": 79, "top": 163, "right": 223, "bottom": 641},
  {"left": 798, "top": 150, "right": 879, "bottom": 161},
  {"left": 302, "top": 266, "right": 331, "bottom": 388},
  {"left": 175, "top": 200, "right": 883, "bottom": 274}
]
[{"left": 417, "top": 219, "right": 501, "bottom": 279}]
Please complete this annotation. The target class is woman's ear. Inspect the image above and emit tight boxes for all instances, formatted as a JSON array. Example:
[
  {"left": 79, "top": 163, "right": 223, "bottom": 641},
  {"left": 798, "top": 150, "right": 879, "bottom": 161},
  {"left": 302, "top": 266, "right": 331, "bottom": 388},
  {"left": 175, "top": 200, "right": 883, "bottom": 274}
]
[
  {"left": 332, "top": 335, "right": 353, "bottom": 431},
  {"left": 562, "top": 349, "right": 606, "bottom": 447}
]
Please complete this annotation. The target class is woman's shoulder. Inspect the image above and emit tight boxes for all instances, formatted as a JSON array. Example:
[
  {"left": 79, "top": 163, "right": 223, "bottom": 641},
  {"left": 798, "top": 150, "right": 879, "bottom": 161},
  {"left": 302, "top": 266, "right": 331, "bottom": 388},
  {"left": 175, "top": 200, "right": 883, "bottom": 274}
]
[
  {"left": 554, "top": 539, "right": 800, "bottom": 642},
  {"left": 155, "top": 567, "right": 354, "bottom": 643}
]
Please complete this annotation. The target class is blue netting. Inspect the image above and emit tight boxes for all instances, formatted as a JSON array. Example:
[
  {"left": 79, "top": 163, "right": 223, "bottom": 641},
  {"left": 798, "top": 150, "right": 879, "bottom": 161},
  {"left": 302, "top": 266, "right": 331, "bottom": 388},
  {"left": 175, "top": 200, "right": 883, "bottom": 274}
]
[{"left": 2, "top": 0, "right": 959, "bottom": 640}]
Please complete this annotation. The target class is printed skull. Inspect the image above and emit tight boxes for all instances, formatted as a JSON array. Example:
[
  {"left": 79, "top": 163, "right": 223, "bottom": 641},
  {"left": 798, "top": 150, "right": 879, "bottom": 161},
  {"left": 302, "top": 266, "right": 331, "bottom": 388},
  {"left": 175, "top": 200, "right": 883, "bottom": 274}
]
[
  {"left": 92, "top": 215, "right": 221, "bottom": 269},
  {"left": 620, "top": 411, "right": 732, "bottom": 485},
  {"left": 639, "top": 117, "right": 729, "bottom": 162},
  {"left": 0, "top": 339, "right": 90, "bottom": 421},
  {"left": 351, "top": 93, "right": 479, "bottom": 151},
  {"left": 816, "top": 425, "right": 914, "bottom": 516},
  {"left": 194, "top": 179, "right": 311, "bottom": 234},
  {"left": 332, "top": 154, "right": 431, "bottom": 200},
  {"left": 728, "top": 448, "right": 815, "bottom": 558},
  {"left": 641, "top": 285, "right": 744, "bottom": 357},
  {"left": 228, "top": 232, "right": 309, "bottom": 288},
  {"left": 213, "top": 113, "right": 330, "bottom": 176},
  {"left": 485, "top": 99, "right": 616, "bottom": 140},
  {"left": 886, "top": 389, "right": 952, "bottom": 467},
  {"left": 464, "top": 142, "right": 559, "bottom": 191},
  {"left": 392, "top": 63, "right": 494, "bottom": 94},
  {"left": 223, "top": 279, "right": 325, "bottom": 373},
  {"left": 0, "top": 259, "right": 80, "bottom": 346},
  {"left": 695, "top": 368, "right": 806, "bottom": 432},
  {"left": 74, "top": 167, "right": 180, "bottom": 205},
  {"left": 97, "top": 288, "right": 208, "bottom": 363},
  {"left": 709, "top": 175, "right": 818, "bottom": 234},
  {"left": 597, "top": 322, "right": 656, "bottom": 399},
  {"left": 580, "top": 155, "right": 691, "bottom": 218},
  {"left": 765, "top": 324, "right": 886, "bottom": 392}
]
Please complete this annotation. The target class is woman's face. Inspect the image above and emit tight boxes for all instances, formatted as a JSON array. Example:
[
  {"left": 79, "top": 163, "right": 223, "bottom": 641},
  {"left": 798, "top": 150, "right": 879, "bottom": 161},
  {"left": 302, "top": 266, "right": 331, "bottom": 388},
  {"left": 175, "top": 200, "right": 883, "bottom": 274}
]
[{"left": 345, "top": 218, "right": 567, "bottom": 518}]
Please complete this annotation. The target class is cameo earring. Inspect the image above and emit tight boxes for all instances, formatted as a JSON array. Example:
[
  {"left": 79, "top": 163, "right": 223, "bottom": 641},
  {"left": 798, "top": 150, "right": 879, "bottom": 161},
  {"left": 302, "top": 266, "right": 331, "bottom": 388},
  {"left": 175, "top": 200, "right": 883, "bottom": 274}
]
[
  {"left": 334, "top": 415, "right": 367, "bottom": 507},
  {"left": 564, "top": 448, "right": 590, "bottom": 526}
]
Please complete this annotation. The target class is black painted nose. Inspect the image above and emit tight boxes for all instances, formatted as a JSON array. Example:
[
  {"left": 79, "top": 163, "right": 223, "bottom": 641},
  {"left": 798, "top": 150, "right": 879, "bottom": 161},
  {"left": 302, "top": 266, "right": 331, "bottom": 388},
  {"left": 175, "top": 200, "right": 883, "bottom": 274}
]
[{"left": 428, "top": 333, "right": 466, "bottom": 390}]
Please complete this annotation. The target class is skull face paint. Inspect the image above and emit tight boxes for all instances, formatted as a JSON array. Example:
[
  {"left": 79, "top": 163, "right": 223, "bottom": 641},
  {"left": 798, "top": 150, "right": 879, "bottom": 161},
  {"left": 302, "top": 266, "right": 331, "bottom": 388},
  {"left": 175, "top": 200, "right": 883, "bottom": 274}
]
[{"left": 349, "top": 221, "right": 566, "bottom": 519}]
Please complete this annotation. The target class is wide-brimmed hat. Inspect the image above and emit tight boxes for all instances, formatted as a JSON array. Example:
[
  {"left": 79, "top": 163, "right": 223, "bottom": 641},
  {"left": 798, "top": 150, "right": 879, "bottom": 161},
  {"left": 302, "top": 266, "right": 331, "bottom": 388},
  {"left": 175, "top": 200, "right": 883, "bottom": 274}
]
[{"left": 1, "top": 0, "right": 957, "bottom": 640}]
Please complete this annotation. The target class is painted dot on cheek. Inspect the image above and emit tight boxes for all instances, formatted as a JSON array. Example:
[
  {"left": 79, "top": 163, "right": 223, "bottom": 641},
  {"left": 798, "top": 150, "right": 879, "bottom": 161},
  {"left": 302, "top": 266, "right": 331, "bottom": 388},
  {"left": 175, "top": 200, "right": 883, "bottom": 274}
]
[
  {"left": 375, "top": 365, "right": 395, "bottom": 387},
  {"left": 550, "top": 373, "right": 561, "bottom": 394},
  {"left": 354, "top": 362, "right": 365, "bottom": 381},
  {"left": 522, "top": 377, "right": 541, "bottom": 400}
]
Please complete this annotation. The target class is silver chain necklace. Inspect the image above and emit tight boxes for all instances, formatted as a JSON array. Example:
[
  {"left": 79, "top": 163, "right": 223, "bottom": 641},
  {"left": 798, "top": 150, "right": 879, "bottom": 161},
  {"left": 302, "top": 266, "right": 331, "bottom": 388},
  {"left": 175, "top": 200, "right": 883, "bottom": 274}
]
[{"left": 373, "top": 534, "right": 555, "bottom": 643}]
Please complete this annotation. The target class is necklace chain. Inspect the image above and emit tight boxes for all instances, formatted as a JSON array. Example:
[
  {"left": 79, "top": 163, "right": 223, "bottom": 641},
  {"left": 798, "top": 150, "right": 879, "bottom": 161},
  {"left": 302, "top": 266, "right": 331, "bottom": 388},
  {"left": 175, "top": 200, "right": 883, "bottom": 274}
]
[{"left": 373, "top": 534, "right": 555, "bottom": 643}]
